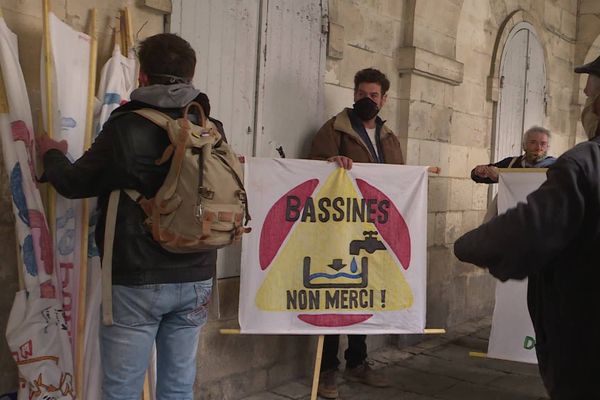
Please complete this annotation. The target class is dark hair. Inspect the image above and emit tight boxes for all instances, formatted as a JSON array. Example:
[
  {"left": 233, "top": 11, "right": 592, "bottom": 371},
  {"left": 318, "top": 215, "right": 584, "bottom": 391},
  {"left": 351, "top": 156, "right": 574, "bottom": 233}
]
[
  {"left": 137, "top": 33, "right": 196, "bottom": 85},
  {"left": 354, "top": 68, "right": 390, "bottom": 95}
]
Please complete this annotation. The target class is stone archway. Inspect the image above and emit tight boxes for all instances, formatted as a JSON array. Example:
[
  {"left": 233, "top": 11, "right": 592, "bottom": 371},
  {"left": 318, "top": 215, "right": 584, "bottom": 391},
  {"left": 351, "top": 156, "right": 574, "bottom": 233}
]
[{"left": 486, "top": 9, "right": 549, "bottom": 103}]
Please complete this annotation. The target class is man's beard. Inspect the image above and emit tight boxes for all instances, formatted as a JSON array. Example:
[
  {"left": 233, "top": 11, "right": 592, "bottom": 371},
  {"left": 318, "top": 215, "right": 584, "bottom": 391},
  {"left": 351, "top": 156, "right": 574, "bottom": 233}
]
[{"left": 524, "top": 151, "right": 547, "bottom": 163}]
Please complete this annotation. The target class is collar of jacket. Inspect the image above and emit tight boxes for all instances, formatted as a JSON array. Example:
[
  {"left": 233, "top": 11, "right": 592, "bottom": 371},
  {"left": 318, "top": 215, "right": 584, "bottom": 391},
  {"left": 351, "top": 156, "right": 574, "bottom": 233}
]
[
  {"left": 333, "top": 108, "right": 393, "bottom": 162},
  {"left": 333, "top": 108, "right": 393, "bottom": 138}
]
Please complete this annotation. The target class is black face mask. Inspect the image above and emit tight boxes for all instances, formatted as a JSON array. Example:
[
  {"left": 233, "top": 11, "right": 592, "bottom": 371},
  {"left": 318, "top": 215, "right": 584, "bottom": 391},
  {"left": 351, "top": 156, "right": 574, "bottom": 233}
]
[{"left": 353, "top": 97, "right": 380, "bottom": 121}]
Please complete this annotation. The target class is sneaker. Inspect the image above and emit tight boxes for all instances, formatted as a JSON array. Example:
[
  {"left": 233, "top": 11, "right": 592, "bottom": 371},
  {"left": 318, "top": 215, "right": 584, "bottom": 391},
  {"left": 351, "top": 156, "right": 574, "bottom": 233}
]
[
  {"left": 343, "top": 360, "right": 389, "bottom": 387},
  {"left": 318, "top": 369, "right": 339, "bottom": 399}
]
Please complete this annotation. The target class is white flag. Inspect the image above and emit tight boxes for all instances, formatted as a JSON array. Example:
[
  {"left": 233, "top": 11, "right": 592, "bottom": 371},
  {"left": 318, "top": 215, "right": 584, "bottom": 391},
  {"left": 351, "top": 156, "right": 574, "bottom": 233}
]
[
  {"left": 1, "top": 15, "right": 74, "bottom": 400},
  {"left": 239, "top": 158, "right": 428, "bottom": 334},
  {"left": 40, "top": 12, "right": 92, "bottom": 367},
  {"left": 487, "top": 170, "right": 547, "bottom": 364}
]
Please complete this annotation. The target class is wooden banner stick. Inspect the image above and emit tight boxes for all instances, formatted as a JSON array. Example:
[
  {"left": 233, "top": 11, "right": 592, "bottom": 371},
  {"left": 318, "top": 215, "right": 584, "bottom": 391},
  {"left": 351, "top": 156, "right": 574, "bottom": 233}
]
[
  {"left": 41, "top": 0, "right": 57, "bottom": 241},
  {"left": 497, "top": 168, "right": 548, "bottom": 173},
  {"left": 114, "top": 17, "right": 121, "bottom": 53},
  {"left": 74, "top": 8, "right": 97, "bottom": 400},
  {"left": 469, "top": 351, "right": 488, "bottom": 358},
  {"left": 124, "top": 7, "right": 134, "bottom": 54},
  {"left": 0, "top": 54, "right": 8, "bottom": 114},
  {"left": 220, "top": 328, "right": 446, "bottom": 335},
  {"left": 310, "top": 335, "right": 324, "bottom": 400},
  {"left": 119, "top": 10, "right": 128, "bottom": 56}
]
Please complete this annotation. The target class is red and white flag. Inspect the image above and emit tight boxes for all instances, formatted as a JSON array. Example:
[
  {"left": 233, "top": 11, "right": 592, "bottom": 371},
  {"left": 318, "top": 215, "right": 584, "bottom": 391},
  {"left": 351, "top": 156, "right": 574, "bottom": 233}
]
[{"left": 1, "top": 15, "right": 74, "bottom": 400}]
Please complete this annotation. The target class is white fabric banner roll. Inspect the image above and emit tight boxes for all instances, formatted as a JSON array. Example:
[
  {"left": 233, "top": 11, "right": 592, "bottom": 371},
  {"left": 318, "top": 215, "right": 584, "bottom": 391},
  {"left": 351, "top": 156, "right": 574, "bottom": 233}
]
[
  {"left": 487, "top": 170, "right": 547, "bottom": 364},
  {"left": 1, "top": 14, "right": 75, "bottom": 399}
]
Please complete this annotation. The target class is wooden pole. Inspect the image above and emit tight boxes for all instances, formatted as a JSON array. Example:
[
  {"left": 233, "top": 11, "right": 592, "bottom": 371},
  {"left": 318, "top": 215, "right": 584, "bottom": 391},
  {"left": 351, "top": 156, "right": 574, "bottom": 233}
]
[
  {"left": 75, "top": 8, "right": 97, "bottom": 400},
  {"left": 310, "top": 335, "right": 325, "bottom": 400},
  {"left": 114, "top": 23, "right": 121, "bottom": 54},
  {"left": 123, "top": 7, "right": 134, "bottom": 54},
  {"left": 119, "top": 10, "right": 127, "bottom": 56},
  {"left": 0, "top": 50, "right": 8, "bottom": 116},
  {"left": 41, "top": 0, "right": 56, "bottom": 240}
]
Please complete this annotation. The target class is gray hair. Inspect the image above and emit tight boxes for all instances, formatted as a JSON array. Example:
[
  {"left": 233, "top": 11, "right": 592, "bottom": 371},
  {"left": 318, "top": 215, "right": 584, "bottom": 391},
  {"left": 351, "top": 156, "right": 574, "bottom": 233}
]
[{"left": 522, "top": 126, "right": 550, "bottom": 148}]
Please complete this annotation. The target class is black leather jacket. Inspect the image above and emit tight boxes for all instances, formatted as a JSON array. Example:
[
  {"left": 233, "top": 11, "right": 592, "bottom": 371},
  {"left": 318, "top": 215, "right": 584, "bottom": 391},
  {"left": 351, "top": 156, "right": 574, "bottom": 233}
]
[
  {"left": 455, "top": 136, "right": 600, "bottom": 398},
  {"left": 43, "top": 95, "right": 221, "bottom": 285}
]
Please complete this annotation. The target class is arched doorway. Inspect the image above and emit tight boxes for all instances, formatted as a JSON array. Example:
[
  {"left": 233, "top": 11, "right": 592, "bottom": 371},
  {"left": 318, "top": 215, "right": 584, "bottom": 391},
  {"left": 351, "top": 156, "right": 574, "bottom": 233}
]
[{"left": 494, "top": 22, "right": 546, "bottom": 162}]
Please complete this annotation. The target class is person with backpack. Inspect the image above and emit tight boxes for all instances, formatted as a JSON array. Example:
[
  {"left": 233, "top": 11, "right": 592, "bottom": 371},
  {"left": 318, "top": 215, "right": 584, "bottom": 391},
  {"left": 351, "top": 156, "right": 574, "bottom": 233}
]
[
  {"left": 37, "top": 33, "right": 228, "bottom": 400},
  {"left": 454, "top": 55, "right": 600, "bottom": 399},
  {"left": 308, "top": 67, "right": 402, "bottom": 399}
]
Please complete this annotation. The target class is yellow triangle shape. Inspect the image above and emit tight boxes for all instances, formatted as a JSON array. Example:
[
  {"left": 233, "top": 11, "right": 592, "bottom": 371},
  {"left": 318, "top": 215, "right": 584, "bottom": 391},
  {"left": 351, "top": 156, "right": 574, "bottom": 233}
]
[{"left": 256, "top": 168, "right": 413, "bottom": 312}]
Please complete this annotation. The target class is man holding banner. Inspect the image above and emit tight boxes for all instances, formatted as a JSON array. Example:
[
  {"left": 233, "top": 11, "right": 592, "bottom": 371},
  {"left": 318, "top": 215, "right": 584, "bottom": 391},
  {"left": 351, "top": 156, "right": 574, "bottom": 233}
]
[
  {"left": 455, "top": 55, "right": 600, "bottom": 399},
  {"left": 470, "top": 126, "right": 556, "bottom": 184},
  {"left": 309, "top": 68, "right": 403, "bottom": 398},
  {"left": 37, "top": 33, "right": 218, "bottom": 400}
]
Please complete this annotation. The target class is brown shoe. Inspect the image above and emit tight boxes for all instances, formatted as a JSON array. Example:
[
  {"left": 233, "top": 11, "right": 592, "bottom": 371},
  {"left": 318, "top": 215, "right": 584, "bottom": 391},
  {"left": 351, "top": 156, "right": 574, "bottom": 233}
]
[
  {"left": 318, "top": 369, "right": 339, "bottom": 399},
  {"left": 343, "top": 361, "right": 389, "bottom": 387}
]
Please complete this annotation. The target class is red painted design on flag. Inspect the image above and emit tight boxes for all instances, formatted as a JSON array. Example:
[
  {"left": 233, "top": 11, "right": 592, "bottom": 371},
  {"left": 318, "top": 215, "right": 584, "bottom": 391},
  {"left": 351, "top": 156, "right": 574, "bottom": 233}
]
[
  {"left": 40, "top": 280, "right": 57, "bottom": 299},
  {"left": 28, "top": 210, "right": 53, "bottom": 274},
  {"left": 356, "top": 179, "right": 411, "bottom": 269},
  {"left": 11, "top": 120, "right": 36, "bottom": 180},
  {"left": 259, "top": 179, "right": 319, "bottom": 269},
  {"left": 19, "top": 340, "right": 33, "bottom": 359},
  {"left": 298, "top": 314, "right": 373, "bottom": 326}
]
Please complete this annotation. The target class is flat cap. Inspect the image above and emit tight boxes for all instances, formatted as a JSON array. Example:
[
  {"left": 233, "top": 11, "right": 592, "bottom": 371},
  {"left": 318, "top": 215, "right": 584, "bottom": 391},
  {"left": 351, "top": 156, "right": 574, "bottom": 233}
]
[{"left": 575, "top": 54, "right": 600, "bottom": 77}]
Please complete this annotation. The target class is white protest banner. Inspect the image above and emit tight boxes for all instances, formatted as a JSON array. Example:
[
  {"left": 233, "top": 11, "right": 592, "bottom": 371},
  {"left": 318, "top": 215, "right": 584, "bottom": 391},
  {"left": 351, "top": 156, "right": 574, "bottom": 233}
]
[
  {"left": 41, "top": 11, "right": 91, "bottom": 368},
  {"left": 487, "top": 169, "right": 547, "bottom": 364},
  {"left": 1, "top": 14, "right": 74, "bottom": 400},
  {"left": 95, "top": 43, "right": 136, "bottom": 137},
  {"left": 239, "top": 158, "right": 428, "bottom": 334}
]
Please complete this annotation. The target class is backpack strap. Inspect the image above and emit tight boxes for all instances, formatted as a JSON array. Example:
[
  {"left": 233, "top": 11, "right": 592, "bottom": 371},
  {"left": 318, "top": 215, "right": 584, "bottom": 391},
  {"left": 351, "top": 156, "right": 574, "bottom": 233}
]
[
  {"left": 133, "top": 108, "right": 172, "bottom": 129},
  {"left": 101, "top": 189, "right": 120, "bottom": 326}
]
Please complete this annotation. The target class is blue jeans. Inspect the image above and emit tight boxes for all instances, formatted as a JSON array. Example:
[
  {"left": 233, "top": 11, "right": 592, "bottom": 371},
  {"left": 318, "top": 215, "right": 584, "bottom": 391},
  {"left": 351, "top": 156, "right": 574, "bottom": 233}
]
[{"left": 100, "top": 279, "right": 212, "bottom": 400}]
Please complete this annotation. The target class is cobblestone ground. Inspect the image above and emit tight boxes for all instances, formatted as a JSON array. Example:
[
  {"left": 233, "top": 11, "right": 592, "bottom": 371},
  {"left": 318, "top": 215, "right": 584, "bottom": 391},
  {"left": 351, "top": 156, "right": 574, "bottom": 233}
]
[{"left": 242, "top": 318, "right": 549, "bottom": 400}]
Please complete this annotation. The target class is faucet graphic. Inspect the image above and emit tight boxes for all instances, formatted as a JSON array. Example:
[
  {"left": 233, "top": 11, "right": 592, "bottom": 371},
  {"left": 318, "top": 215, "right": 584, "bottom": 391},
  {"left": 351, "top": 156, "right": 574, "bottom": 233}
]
[
  {"left": 303, "top": 256, "right": 368, "bottom": 288},
  {"left": 349, "top": 231, "right": 386, "bottom": 255}
]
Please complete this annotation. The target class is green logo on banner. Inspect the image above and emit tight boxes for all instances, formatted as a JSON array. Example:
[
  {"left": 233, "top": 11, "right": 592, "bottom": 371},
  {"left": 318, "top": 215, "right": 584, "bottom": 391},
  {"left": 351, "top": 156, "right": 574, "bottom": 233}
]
[{"left": 523, "top": 335, "right": 536, "bottom": 350}]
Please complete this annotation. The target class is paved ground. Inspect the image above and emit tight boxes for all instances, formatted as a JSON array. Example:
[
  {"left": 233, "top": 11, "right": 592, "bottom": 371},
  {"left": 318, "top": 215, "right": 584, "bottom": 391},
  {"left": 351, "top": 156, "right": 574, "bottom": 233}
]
[{"left": 242, "top": 318, "right": 549, "bottom": 400}]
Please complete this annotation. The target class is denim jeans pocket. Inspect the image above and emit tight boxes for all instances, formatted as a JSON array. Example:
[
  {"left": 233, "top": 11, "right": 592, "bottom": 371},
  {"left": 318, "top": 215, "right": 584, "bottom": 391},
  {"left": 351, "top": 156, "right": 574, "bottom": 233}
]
[
  {"left": 112, "top": 284, "right": 161, "bottom": 326},
  {"left": 185, "top": 280, "right": 213, "bottom": 326}
]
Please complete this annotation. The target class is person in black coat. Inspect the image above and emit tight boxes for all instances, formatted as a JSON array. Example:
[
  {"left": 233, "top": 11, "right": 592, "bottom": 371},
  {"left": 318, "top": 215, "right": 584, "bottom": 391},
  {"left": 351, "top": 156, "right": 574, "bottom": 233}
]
[{"left": 454, "top": 55, "right": 600, "bottom": 399}]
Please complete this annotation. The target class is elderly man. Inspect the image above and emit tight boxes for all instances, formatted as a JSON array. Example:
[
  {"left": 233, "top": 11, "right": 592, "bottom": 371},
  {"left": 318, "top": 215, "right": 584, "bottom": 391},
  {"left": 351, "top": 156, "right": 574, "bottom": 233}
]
[
  {"left": 454, "top": 54, "right": 600, "bottom": 399},
  {"left": 471, "top": 126, "right": 556, "bottom": 184}
]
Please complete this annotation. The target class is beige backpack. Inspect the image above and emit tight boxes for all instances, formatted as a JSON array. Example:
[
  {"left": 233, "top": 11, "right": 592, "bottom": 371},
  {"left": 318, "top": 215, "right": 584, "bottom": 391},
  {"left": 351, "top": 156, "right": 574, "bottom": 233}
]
[
  {"left": 102, "top": 102, "right": 249, "bottom": 324},
  {"left": 130, "top": 102, "right": 250, "bottom": 252}
]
